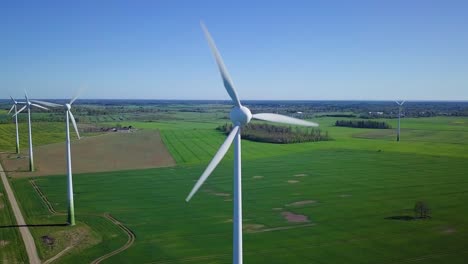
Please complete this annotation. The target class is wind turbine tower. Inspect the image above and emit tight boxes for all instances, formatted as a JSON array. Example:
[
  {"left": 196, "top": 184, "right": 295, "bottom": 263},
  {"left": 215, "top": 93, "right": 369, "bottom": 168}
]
[
  {"left": 395, "top": 101, "right": 405, "bottom": 142},
  {"left": 185, "top": 22, "right": 319, "bottom": 264},
  {"left": 13, "top": 92, "right": 51, "bottom": 171},
  {"left": 33, "top": 96, "right": 81, "bottom": 225},
  {"left": 8, "top": 96, "right": 25, "bottom": 154}
]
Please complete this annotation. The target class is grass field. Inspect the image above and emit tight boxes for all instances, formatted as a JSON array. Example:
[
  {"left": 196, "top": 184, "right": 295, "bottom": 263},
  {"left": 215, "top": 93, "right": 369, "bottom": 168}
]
[{"left": 2, "top": 114, "right": 467, "bottom": 263}]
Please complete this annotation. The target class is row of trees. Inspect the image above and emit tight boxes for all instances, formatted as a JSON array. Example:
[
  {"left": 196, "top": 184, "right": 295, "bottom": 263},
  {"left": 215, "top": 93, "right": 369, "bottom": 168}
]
[
  {"left": 217, "top": 123, "right": 330, "bottom": 144},
  {"left": 335, "top": 120, "right": 391, "bottom": 129}
]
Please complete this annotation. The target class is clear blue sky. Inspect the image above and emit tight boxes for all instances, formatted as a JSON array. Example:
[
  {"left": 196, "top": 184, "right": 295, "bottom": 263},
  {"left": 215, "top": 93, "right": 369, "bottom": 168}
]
[{"left": 1, "top": 0, "right": 467, "bottom": 100}]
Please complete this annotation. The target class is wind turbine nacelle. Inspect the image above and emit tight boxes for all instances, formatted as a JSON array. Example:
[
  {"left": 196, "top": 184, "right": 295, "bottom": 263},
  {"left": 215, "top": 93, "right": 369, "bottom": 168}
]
[
  {"left": 65, "top": 104, "right": 71, "bottom": 110},
  {"left": 230, "top": 106, "right": 252, "bottom": 125}
]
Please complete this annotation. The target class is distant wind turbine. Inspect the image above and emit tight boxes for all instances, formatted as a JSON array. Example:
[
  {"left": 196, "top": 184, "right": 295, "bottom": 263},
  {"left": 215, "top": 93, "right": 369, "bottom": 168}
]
[
  {"left": 185, "top": 22, "right": 319, "bottom": 264},
  {"left": 395, "top": 101, "right": 405, "bottom": 142},
  {"left": 13, "top": 91, "right": 51, "bottom": 171},
  {"left": 8, "top": 96, "right": 26, "bottom": 154},
  {"left": 33, "top": 95, "right": 81, "bottom": 226}
]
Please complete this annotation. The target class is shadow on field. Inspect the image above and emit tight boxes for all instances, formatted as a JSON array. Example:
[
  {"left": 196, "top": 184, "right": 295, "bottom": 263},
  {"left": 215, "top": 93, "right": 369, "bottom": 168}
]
[{"left": 0, "top": 223, "right": 68, "bottom": 229}]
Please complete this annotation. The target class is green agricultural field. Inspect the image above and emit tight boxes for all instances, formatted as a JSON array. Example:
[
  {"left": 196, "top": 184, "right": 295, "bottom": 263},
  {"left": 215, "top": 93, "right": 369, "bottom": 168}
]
[
  {"left": 0, "top": 122, "right": 68, "bottom": 152},
  {"left": 4, "top": 114, "right": 468, "bottom": 263}
]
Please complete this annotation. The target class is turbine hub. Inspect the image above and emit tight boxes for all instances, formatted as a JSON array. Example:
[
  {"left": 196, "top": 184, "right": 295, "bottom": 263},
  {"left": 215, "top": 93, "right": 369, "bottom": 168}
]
[
  {"left": 230, "top": 106, "right": 252, "bottom": 125},
  {"left": 65, "top": 104, "right": 71, "bottom": 110}
]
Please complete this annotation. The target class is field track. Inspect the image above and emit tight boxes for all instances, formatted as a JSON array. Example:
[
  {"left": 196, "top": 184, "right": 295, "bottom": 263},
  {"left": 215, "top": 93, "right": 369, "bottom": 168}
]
[
  {"left": 30, "top": 179, "right": 62, "bottom": 215},
  {"left": 0, "top": 161, "right": 40, "bottom": 263},
  {"left": 90, "top": 213, "right": 135, "bottom": 264},
  {"left": 29, "top": 179, "right": 136, "bottom": 263}
]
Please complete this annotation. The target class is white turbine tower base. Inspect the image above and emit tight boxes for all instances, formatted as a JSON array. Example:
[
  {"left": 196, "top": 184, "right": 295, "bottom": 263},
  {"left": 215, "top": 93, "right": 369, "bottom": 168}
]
[
  {"left": 33, "top": 96, "right": 81, "bottom": 226},
  {"left": 13, "top": 91, "right": 52, "bottom": 172},
  {"left": 395, "top": 101, "right": 405, "bottom": 142},
  {"left": 185, "top": 22, "right": 319, "bottom": 264}
]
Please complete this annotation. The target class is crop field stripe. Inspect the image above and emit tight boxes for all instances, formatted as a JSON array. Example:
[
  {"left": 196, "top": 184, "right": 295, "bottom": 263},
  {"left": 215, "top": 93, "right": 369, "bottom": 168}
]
[
  {"left": 192, "top": 130, "right": 223, "bottom": 155},
  {"left": 161, "top": 131, "right": 186, "bottom": 163},
  {"left": 181, "top": 130, "right": 214, "bottom": 159},
  {"left": 171, "top": 131, "right": 202, "bottom": 163},
  {"left": 164, "top": 131, "right": 189, "bottom": 162},
  {"left": 159, "top": 132, "right": 181, "bottom": 163},
  {"left": 179, "top": 130, "right": 207, "bottom": 160}
]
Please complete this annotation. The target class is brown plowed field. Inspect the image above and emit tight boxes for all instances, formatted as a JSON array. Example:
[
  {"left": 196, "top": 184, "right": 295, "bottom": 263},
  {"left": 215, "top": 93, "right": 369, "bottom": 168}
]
[{"left": 1, "top": 130, "right": 175, "bottom": 177}]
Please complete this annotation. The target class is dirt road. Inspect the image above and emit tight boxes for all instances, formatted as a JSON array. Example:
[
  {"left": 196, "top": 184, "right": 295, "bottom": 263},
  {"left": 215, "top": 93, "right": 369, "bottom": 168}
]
[{"left": 0, "top": 161, "right": 41, "bottom": 264}]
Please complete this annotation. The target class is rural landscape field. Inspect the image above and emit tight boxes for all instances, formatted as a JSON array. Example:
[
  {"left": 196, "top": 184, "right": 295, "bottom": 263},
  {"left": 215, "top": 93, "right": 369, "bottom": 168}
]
[
  {"left": 1, "top": 100, "right": 468, "bottom": 263},
  {"left": 2, "top": 1, "right": 468, "bottom": 263}
]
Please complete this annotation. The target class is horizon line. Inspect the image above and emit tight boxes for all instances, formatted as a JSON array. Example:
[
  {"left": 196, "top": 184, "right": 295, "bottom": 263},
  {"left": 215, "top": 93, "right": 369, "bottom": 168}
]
[{"left": 1, "top": 98, "right": 468, "bottom": 103}]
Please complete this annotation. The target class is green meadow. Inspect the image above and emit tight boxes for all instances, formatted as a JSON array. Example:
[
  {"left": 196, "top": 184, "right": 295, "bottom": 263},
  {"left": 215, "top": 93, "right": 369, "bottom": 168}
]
[{"left": 3, "top": 114, "right": 468, "bottom": 263}]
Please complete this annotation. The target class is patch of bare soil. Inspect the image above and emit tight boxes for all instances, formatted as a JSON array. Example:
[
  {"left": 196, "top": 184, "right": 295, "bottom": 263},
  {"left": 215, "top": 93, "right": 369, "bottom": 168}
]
[
  {"left": 204, "top": 189, "right": 231, "bottom": 198},
  {"left": 281, "top": 211, "right": 310, "bottom": 223},
  {"left": 214, "top": 193, "right": 230, "bottom": 197},
  {"left": 1, "top": 130, "right": 176, "bottom": 177},
  {"left": 286, "top": 200, "right": 317, "bottom": 207},
  {"left": 253, "top": 175, "right": 264, "bottom": 179},
  {"left": 287, "top": 180, "right": 299, "bottom": 184},
  {"left": 243, "top": 224, "right": 265, "bottom": 233},
  {"left": 0, "top": 240, "right": 10, "bottom": 247},
  {"left": 40, "top": 224, "right": 101, "bottom": 261},
  {"left": 249, "top": 224, "right": 316, "bottom": 233},
  {"left": 294, "top": 173, "right": 307, "bottom": 177},
  {"left": 442, "top": 228, "right": 456, "bottom": 234}
]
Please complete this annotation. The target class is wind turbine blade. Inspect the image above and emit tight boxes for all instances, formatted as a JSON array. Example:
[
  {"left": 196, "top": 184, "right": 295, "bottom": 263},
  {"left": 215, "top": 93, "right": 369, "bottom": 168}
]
[
  {"left": 8, "top": 105, "right": 15, "bottom": 114},
  {"left": 9, "top": 96, "right": 17, "bottom": 104},
  {"left": 68, "top": 111, "right": 80, "bottom": 139},
  {"left": 24, "top": 90, "right": 29, "bottom": 102},
  {"left": 70, "top": 88, "right": 84, "bottom": 105},
  {"left": 31, "top": 103, "right": 49, "bottom": 111},
  {"left": 13, "top": 105, "right": 27, "bottom": 118},
  {"left": 252, "top": 113, "right": 319, "bottom": 127},
  {"left": 31, "top": 100, "right": 62, "bottom": 107},
  {"left": 70, "top": 95, "right": 79, "bottom": 105},
  {"left": 201, "top": 22, "right": 242, "bottom": 107},
  {"left": 400, "top": 101, "right": 405, "bottom": 105},
  {"left": 186, "top": 125, "right": 239, "bottom": 202}
]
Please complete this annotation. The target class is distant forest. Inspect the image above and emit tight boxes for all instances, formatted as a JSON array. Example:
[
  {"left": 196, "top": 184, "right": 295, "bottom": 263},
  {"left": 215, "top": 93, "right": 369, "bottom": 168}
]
[
  {"left": 217, "top": 123, "right": 330, "bottom": 144},
  {"left": 335, "top": 120, "right": 391, "bottom": 129},
  {"left": 2, "top": 100, "right": 468, "bottom": 124}
]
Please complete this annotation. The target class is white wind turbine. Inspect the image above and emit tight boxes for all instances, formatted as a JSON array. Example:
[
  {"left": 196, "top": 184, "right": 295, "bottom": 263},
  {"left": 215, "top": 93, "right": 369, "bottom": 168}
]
[
  {"left": 8, "top": 96, "right": 26, "bottom": 154},
  {"left": 32, "top": 95, "right": 81, "bottom": 226},
  {"left": 13, "top": 91, "right": 51, "bottom": 171},
  {"left": 395, "top": 101, "right": 405, "bottom": 142},
  {"left": 185, "top": 22, "right": 319, "bottom": 264}
]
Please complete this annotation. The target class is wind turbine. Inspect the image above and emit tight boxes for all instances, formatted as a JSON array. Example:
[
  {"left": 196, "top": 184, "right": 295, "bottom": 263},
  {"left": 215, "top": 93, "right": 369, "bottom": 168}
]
[
  {"left": 395, "top": 101, "right": 405, "bottom": 142},
  {"left": 13, "top": 91, "right": 50, "bottom": 171},
  {"left": 8, "top": 96, "right": 26, "bottom": 154},
  {"left": 185, "top": 22, "right": 319, "bottom": 264},
  {"left": 32, "top": 96, "right": 81, "bottom": 226}
]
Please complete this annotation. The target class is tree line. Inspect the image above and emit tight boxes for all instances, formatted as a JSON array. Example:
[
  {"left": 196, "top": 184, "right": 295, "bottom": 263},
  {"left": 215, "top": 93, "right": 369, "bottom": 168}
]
[
  {"left": 335, "top": 120, "right": 391, "bottom": 129},
  {"left": 217, "top": 123, "right": 330, "bottom": 144}
]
